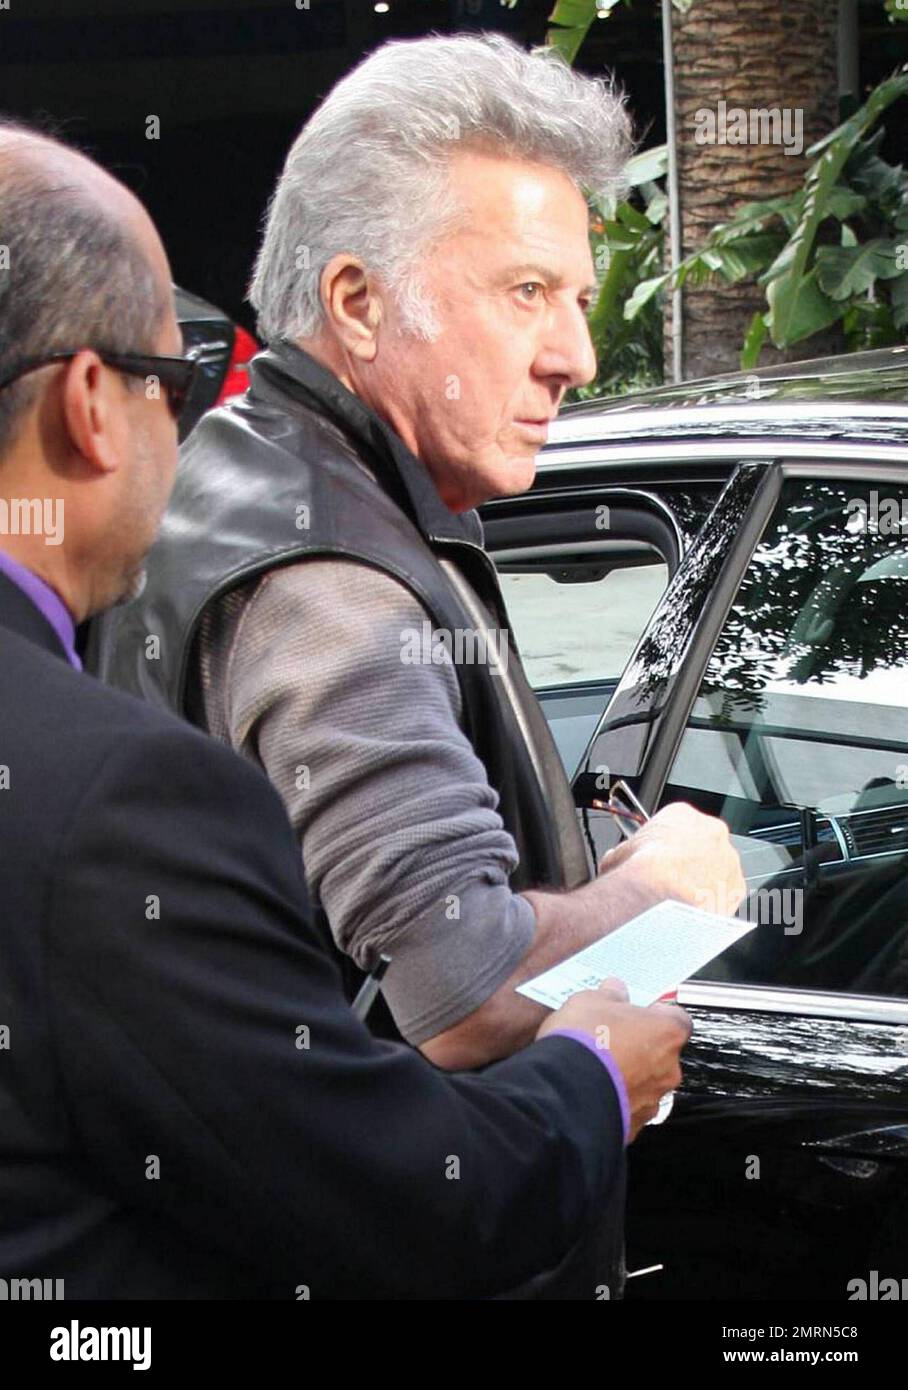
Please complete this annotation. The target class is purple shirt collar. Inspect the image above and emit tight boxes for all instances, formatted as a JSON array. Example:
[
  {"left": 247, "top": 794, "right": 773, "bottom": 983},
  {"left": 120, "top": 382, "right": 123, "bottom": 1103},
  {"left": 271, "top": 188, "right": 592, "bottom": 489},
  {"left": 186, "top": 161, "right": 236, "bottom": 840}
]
[{"left": 0, "top": 550, "right": 82, "bottom": 670}]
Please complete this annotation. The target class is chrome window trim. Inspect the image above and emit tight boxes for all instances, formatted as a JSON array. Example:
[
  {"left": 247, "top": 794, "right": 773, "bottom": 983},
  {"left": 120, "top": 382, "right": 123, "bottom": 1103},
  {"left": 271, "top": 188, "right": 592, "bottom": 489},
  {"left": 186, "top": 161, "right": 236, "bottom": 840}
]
[
  {"left": 826, "top": 815, "right": 851, "bottom": 862},
  {"left": 678, "top": 978, "right": 908, "bottom": 1024},
  {"left": 537, "top": 441, "right": 908, "bottom": 471},
  {"left": 547, "top": 401, "right": 908, "bottom": 444}
]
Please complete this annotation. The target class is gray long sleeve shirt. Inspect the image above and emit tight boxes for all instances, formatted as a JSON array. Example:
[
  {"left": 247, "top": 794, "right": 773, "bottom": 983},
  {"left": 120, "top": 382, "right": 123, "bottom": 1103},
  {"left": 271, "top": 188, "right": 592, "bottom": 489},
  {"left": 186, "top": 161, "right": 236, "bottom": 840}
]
[{"left": 197, "top": 557, "right": 536, "bottom": 1044}]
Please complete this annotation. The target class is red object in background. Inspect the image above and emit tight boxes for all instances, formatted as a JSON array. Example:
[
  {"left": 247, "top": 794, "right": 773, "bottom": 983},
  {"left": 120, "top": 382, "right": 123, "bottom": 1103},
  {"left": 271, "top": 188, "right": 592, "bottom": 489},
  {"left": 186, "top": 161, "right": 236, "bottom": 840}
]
[{"left": 217, "top": 325, "right": 259, "bottom": 404}]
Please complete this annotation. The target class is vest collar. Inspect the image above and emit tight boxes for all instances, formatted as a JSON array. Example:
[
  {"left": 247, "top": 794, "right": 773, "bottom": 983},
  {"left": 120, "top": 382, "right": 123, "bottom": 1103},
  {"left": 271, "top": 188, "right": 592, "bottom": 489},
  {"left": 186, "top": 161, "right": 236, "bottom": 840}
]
[{"left": 252, "top": 340, "right": 485, "bottom": 552}]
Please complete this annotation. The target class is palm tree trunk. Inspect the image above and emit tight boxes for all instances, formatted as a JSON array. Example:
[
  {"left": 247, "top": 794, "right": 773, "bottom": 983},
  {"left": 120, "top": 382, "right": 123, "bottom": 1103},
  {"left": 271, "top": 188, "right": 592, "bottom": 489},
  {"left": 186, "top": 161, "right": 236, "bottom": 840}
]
[{"left": 668, "top": 0, "right": 840, "bottom": 379}]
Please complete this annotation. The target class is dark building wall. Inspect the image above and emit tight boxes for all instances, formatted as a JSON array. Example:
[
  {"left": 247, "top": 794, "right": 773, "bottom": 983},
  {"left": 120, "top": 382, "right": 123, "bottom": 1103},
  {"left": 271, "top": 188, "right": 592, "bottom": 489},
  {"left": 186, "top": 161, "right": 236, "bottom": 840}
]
[{"left": 0, "top": 0, "right": 652, "bottom": 329}]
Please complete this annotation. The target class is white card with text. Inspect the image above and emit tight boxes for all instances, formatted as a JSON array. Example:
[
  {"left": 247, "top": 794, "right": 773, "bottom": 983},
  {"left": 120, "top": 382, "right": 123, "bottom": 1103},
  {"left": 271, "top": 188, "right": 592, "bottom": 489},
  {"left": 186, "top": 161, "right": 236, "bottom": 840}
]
[{"left": 517, "top": 899, "right": 755, "bottom": 1009}]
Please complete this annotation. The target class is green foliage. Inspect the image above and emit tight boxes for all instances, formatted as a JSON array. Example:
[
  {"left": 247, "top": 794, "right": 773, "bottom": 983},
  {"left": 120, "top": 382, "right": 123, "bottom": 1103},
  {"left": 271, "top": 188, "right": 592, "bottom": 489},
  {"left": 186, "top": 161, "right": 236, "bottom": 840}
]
[
  {"left": 762, "top": 71, "right": 908, "bottom": 359},
  {"left": 543, "top": 0, "right": 690, "bottom": 66},
  {"left": 624, "top": 70, "right": 908, "bottom": 370},
  {"left": 816, "top": 239, "right": 902, "bottom": 300},
  {"left": 546, "top": 0, "right": 628, "bottom": 66},
  {"left": 538, "top": 2, "right": 902, "bottom": 81},
  {"left": 509, "top": 3, "right": 908, "bottom": 388},
  {"left": 576, "top": 145, "right": 667, "bottom": 398}
]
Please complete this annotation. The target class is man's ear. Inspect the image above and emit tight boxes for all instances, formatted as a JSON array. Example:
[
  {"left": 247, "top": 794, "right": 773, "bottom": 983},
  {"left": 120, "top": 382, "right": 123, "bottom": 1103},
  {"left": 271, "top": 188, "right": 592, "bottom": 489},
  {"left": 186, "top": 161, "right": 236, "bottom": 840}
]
[
  {"left": 319, "top": 254, "right": 383, "bottom": 362},
  {"left": 59, "top": 349, "right": 128, "bottom": 476}
]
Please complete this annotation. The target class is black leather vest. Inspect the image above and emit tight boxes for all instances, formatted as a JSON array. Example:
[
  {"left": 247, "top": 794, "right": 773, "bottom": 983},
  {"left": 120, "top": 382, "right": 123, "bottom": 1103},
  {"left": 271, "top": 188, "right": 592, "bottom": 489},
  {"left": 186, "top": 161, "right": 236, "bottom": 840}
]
[{"left": 90, "top": 341, "right": 590, "bottom": 1012}]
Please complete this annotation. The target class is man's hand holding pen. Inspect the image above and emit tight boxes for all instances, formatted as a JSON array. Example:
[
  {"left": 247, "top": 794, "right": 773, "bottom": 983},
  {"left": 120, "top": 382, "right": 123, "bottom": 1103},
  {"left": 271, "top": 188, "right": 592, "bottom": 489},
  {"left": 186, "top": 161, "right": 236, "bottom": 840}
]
[{"left": 596, "top": 800, "right": 746, "bottom": 917}]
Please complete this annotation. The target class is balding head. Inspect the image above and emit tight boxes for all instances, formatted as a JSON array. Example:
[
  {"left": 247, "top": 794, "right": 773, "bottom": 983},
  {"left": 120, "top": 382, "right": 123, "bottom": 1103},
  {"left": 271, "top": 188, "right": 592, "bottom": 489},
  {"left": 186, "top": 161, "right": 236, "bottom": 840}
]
[
  {"left": 0, "top": 120, "right": 171, "bottom": 454},
  {"left": 1, "top": 120, "right": 148, "bottom": 222},
  {"left": 0, "top": 120, "right": 182, "bottom": 622}
]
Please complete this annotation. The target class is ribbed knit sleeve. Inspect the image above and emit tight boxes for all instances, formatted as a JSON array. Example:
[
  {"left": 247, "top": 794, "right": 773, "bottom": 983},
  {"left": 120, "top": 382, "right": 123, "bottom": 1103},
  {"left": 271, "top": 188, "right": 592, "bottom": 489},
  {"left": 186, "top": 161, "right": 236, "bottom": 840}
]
[{"left": 197, "top": 558, "right": 536, "bottom": 1044}]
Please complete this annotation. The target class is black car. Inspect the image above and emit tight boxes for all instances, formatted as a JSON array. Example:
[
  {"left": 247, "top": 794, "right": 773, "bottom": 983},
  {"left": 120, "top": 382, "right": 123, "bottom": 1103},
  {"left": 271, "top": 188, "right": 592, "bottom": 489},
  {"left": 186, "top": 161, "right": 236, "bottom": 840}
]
[
  {"left": 175, "top": 285, "right": 257, "bottom": 440},
  {"left": 481, "top": 346, "right": 908, "bottom": 1300}
]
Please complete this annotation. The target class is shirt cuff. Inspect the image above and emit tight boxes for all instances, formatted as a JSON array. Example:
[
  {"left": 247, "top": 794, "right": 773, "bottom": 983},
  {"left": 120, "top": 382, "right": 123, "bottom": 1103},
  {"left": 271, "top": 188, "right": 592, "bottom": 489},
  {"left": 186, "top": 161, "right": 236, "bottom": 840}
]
[{"left": 545, "top": 1028, "right": 631, "bottom": 1146}]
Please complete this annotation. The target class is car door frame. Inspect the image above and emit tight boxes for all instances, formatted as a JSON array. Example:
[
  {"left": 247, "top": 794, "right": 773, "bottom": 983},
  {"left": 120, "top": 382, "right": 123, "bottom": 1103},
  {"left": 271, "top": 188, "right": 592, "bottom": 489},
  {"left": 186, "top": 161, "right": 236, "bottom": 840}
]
[
  {"left": 636, "top": 454, "right": 908, "bottom": 811},
  {"left": 481, "top": 453, "right": 732, "bottom": 780}
]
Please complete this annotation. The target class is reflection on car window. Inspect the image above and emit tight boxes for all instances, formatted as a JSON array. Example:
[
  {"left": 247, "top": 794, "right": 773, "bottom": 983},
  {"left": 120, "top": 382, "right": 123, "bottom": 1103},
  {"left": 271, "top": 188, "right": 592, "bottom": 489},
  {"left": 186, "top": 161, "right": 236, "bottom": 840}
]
[
  {"left": 498, "top": 562, "right": 668, "bottom": 689},
  {"left": 664, "top": 477, "right": 908, "bottom": 999}
]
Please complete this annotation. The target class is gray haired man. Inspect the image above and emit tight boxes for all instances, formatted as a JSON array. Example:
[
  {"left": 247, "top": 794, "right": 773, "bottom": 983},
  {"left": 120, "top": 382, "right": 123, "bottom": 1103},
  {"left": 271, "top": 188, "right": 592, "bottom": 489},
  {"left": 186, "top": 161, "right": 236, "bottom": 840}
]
[{"left": 99, "top": 34, "right": 744, "bottom": 1070}]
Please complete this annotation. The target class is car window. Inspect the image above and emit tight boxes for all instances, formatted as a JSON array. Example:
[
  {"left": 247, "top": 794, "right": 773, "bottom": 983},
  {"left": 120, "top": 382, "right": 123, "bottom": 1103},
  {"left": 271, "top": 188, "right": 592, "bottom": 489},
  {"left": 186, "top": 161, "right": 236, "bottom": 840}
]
[
  {"left": 498, "top": 561, "right": 669, "bottom": 689},
  {"left": 661, "top": 476, "right": 908, "bottom": 998}
]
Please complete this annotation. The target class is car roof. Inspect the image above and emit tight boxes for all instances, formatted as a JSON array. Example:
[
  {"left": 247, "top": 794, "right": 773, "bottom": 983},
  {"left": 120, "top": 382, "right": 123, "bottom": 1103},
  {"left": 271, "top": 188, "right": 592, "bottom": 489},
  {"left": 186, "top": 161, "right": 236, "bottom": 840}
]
[
  {"left": 561, "top": 346, "right": 908, "bottom": 417},
  {"left": 547, "top": 348, "right": 908, "bottom": 453},
  {"left": 547, "top": 400, "right": 908, "bottom": 449}
]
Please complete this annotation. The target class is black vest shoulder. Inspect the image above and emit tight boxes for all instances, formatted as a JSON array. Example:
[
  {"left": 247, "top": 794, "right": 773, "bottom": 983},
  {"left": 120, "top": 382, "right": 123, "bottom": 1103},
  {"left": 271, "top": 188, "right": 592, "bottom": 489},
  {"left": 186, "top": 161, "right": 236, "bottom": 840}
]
[{"left": 90, "top": 343, "right": 590, "bottom": 908}]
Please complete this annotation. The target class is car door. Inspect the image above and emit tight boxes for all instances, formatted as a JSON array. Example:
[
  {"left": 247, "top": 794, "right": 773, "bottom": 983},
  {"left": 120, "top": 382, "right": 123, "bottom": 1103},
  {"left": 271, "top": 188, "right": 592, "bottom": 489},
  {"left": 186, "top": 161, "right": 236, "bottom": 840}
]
[
  {"left": 576, "top": 455, "right": 908, "bottom": 1299},
  {"left": 482, "top": 452, "right": 726, "bottom": 780}
]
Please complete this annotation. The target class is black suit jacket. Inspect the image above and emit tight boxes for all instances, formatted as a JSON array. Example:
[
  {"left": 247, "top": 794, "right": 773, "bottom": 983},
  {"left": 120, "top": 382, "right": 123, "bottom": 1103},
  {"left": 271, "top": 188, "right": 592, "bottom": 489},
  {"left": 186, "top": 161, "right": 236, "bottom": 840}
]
[{"left": 0, "top": 570, "right": 626, "bottom": 1299}]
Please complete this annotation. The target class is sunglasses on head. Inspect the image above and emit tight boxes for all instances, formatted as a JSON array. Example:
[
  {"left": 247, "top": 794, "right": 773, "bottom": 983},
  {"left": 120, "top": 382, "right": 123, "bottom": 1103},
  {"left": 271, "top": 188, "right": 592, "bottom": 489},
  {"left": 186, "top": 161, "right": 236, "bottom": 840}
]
[{"left": 0, "top": 347, "right": 201, "bottom": 426}]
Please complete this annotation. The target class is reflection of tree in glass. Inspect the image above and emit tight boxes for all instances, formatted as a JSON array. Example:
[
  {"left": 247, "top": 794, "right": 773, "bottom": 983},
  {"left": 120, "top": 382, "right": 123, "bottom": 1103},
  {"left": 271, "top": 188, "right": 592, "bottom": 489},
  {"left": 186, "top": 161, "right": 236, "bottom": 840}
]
[
  {"left": 701, "top": 480, "right": 908, "bottom": 721},
  {"left": 664, "top": 487, "right": 724, "bottom": 543},
  {"left": 616, "top": 465, "right": 765, "bottom": 719}
]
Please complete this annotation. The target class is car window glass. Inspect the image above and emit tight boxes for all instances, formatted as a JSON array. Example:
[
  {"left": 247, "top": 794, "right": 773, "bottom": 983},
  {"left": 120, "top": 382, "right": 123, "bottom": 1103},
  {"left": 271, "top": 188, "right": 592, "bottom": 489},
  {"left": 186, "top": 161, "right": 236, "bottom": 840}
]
[
  {"left": 498, "top": 561, "right": 669, "bottom": 689},
  {"left": 662, "top": 476, "right": 908, "bottom": 998}
]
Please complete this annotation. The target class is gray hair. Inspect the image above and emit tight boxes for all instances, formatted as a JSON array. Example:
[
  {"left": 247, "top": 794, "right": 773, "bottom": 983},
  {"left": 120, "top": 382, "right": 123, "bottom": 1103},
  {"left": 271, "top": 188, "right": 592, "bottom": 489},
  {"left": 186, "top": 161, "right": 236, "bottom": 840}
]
[
  {"left": 248, "top": 32, "right": 632, "bottom": 344},
  {"left": 0, "top": 119, "right": 165, "bottom": 457}
]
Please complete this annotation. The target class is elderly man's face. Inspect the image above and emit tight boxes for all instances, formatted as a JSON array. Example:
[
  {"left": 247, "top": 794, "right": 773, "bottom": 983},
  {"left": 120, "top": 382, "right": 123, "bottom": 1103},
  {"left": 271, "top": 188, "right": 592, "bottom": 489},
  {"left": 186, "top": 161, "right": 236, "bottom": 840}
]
[{"left": 366, "top": 151, "right": 599, "bottom": 512}]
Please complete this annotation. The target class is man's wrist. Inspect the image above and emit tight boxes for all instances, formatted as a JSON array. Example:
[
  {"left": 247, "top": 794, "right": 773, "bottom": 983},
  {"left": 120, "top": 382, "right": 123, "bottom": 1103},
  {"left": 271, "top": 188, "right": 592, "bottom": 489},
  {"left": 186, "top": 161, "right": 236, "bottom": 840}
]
[{"left": 590, "top": 855, "right": 665, "bottom": 926}]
